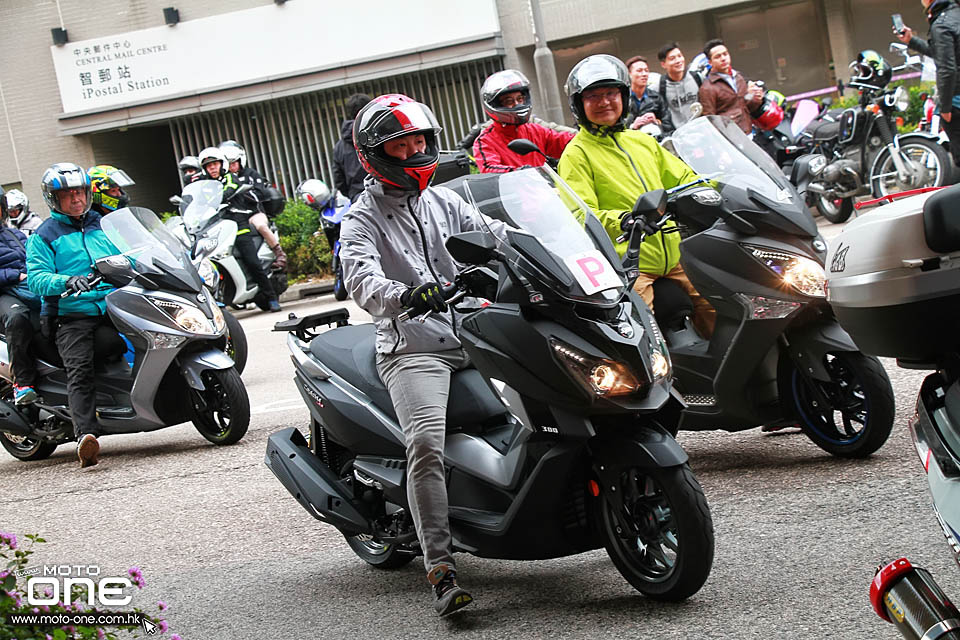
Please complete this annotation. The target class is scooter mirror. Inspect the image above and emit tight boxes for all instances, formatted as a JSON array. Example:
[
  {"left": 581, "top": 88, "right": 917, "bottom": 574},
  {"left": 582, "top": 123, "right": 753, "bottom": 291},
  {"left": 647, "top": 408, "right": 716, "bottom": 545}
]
[
  {"left": 889, "top": 42, "right": 908, "bottom": 56},
  {"left": 446, "top": 231, "right": 496, "bottom": 265},
  {"left": 690, "top": 102, "right": 703, "bottom": 118},
  {"left": 169, "top": 195, "right": 183, "bottom": 206},
  {"left": 632, "top": 189, "right": 668, "bottom": 220},
  {"left": 507, "top": 138, "right": 544, "bottom": 157},
  {"left": 94, "top": 254, "right": 136, "bottom": 288}
]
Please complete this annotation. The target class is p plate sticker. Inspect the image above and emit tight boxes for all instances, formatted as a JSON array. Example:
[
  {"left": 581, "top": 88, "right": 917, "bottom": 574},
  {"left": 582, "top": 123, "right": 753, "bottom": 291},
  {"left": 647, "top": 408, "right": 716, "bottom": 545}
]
[{"left": 565, "top": 250, "right": 621, "bottom": 295}]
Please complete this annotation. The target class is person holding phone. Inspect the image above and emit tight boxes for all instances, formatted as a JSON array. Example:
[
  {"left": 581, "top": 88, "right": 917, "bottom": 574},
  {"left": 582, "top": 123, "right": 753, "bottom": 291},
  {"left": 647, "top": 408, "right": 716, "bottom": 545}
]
[{"left": 896, "top": 0, "right": 960, "bottom": 165}]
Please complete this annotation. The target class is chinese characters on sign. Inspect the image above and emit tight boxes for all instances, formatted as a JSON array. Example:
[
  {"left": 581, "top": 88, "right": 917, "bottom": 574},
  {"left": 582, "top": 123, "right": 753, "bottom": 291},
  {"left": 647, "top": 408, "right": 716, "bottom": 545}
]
[{"left": 59, "top": 38, "right": 173, "bottom": 108}]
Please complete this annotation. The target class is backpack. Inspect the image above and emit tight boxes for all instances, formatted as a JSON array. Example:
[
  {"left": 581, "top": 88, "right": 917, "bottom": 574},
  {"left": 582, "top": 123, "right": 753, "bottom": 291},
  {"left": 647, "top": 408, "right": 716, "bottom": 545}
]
[{"left": 660, "top": 70, "right": 703, "bottom": 97}]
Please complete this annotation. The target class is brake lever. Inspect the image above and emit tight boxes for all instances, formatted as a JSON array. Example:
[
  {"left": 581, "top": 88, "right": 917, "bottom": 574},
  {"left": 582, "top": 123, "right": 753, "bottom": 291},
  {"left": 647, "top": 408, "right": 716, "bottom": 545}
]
[{"left": 60, "top": 275, "right": 104, "bottom": 298}]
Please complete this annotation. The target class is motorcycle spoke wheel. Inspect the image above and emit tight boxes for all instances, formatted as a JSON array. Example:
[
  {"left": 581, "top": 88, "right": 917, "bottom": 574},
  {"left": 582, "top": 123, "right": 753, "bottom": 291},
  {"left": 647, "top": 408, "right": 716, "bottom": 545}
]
[
  {"left": 873, "top": 141, "right": 946, "bottom": 196},
  {"left": 785, "top": 352, "right": 894, "bottom": 458}
]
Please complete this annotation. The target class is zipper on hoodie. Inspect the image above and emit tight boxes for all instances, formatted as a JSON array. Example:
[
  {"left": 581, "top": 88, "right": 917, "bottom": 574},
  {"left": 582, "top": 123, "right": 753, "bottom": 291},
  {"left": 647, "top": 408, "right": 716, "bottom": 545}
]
[
  {"left": 611, "top": 133, "right": 670, "bottom": 276},
  {"left": 406, "top": 195, "right": 458, "bottom": 338}
]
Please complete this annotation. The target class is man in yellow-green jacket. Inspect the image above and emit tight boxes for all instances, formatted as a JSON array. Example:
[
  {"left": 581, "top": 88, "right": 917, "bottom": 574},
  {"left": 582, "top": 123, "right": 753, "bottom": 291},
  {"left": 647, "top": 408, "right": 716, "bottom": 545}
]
[{"left": 558, "top": 54, "right": 715, "bottom": 338}]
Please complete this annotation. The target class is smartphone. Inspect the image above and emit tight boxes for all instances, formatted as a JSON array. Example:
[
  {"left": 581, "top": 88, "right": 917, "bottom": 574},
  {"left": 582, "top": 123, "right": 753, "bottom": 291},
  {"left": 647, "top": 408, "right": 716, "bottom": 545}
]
[{"left": 892, "top": 13, "right": 906, "bottom": 34}]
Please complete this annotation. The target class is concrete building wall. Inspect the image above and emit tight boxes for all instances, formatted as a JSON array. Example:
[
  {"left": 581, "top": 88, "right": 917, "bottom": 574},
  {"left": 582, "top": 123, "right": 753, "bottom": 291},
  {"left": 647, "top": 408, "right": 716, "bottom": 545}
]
[{"left": 0, "top": 0, "right": 269, "bottom": 211}]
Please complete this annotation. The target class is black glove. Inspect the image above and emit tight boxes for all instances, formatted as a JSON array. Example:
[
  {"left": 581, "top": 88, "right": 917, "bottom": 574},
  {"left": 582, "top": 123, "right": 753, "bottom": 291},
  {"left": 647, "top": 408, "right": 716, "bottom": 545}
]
[
  {"left": 400, "top": 282, "right": 447, "bottom": 314},
  {"left": 619, "top": 211, "right": 660, "bottom": 236},
  {"left": 65, "top": 276, "right": 92, "bottom": 295}
]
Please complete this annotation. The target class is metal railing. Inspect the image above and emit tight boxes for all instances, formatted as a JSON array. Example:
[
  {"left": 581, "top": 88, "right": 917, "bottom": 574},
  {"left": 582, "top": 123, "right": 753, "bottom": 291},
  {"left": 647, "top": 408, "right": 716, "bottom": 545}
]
[{"left": 168, "top": 57, "right": 502, "bottom": 196}]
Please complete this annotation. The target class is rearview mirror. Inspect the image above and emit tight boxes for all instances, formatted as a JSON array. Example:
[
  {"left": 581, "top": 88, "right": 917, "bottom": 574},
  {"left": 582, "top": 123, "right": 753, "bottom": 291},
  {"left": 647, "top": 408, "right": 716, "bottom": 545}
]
[
  {"left": 889, "top": 42, "right": 908, "bottom": 55},
  {"left": 169, "top": 195, "right": 183, "bottom": 206},
  {"left": 689, "top": 101, "right": 703, "bottom": 118},
  {"left": 446, "top": 231, "right": 496, "bottom": 265},
  {"left": 94, "top": 255, "right": 135, "bottom": 288},
  {"left": 632, "top": 189, "right": 668, "bottom": 223},
  {"left": 507, "top": 138, "right": 544, "bottom": 157}
]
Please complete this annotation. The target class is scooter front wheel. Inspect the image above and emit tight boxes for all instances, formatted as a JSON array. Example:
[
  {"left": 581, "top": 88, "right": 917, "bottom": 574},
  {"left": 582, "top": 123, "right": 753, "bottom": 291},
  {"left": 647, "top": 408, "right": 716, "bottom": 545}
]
[
  {"left": 598, "top": 463, "right": 714, "bottom": 601},
  {"left": 780, "top": 351, "right": 894, "bottom": 458},
  {"left": 0, "top": 432, "right": 57, "bottom": 461},
  {"left": 190, "top": 368, "right": 250, "bottom": 445}
]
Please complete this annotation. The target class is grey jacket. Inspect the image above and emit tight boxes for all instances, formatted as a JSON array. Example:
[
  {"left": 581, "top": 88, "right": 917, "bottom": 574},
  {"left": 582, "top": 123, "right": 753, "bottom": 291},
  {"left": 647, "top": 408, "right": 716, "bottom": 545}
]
[
  {"left": 910, "top": 0, "right": 960, "bottom": 114},
  {"left": 340, "top": 177, "right": 506, "bottom": 355}
]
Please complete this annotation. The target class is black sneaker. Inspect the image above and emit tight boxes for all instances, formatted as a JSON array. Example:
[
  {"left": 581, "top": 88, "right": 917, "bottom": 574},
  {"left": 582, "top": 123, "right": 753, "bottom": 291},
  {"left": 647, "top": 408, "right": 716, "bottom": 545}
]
[{"left": 431, "top": 568, "right": 473, "bottom": 616}]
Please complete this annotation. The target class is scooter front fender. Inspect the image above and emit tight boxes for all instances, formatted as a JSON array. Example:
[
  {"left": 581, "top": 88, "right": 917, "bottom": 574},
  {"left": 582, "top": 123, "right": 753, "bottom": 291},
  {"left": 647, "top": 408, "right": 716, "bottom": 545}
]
[
  {"left": 785, "top": 319, "right": 859, "bottom": 381},
  {"left": 588, "top": 423, "right": 689, "bottom": 471},
  {"left": 179, "top": 347, "right": 235, "bottom": 390}
]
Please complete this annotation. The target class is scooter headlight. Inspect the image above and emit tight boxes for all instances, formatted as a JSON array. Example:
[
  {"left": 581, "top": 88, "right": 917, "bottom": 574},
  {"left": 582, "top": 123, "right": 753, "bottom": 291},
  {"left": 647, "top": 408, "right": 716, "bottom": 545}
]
[
  {"left": 196, "top": 258, "right": 219, "bottom": 290},
  {"left": 148, "top": 297, "right": 216, "bottom": 335},
  {"left": 743, "top": 245, "right": 826, "bottom": 297},
  {"left": 550, "top": 338, "right": 646, "bottom": 397},
  {"left": 647, "top": 317, "right": 671, "bottom": 381},
  {"left": 211, "top": 301, "right": 226, "bottom": 333}
]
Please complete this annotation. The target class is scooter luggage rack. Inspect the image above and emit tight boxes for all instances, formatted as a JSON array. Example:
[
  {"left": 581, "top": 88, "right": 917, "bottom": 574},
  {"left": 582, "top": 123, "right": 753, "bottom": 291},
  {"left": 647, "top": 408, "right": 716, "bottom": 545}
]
[
  {"left": 273, "top": 308, "right": 350, "bottom": 341},
  {"left": 854, "top": 186, "right": 946, "bottom": 211}
]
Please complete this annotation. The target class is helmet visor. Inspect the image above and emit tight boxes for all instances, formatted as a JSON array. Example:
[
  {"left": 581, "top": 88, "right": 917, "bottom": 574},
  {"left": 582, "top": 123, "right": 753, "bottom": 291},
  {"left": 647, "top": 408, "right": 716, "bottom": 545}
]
[
  {"left": 566, "top": 55, "right": 629, "bottom": 96},
  {"left": 360, "top": 102, "right": 441, "bottom": 148}
]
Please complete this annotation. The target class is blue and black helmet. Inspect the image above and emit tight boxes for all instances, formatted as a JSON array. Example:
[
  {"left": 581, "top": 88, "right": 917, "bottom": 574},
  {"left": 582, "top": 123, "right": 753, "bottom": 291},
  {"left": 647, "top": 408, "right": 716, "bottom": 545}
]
[{"left": 41, "top": 162, "right": 92, "bottom": 215}]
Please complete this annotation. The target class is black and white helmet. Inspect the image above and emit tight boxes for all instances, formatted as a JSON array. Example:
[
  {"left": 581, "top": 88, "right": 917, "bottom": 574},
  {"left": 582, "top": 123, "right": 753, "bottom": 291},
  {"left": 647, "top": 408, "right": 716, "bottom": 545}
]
[
  {"left": 178, "top": 155, "right": 201, "bottom": 181},
  {"left": 3, "top": 189, "right": 29, "bottom": 221},
  {"left": 220, "top": 140, "right": 247, "bottom": 168},
  {"left": 480, "top": 70, "right": 532, "bottom": 125},
  {"left": 565, "top": 54, "right": 631, "bottom": 133},
  {"left": 198, "top": 147, "right": 227, "bottom": 176}
]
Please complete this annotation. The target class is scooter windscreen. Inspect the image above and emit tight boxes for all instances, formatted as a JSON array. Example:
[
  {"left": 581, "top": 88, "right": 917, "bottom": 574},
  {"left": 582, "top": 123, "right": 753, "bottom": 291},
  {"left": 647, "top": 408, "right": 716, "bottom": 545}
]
[
  {"left": 180, "top": 179, "right": 224, "bottom": 235},
  {"left": 101, "top": 207, "right": 204, "bottom": 292},
  {"left": 461, "top": 167, "right": 624, "bottom": 304},
  {"left": 666, "top": 115, "right": 816, "bottom": 236}
]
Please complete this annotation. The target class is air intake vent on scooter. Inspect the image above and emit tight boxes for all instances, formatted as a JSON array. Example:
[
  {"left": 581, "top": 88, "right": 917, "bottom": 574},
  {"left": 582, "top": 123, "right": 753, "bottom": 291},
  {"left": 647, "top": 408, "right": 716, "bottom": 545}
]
[{"left": 683, "top": 394, "right": 717, "bottom": 406}]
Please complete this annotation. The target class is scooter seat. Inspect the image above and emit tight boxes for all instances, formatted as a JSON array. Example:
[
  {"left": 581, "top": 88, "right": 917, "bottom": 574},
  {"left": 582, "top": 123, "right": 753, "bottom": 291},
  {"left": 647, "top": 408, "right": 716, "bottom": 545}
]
[
  {"left": 923, "top": 184, "right": 960, "bottom": 253},
  {"left": 308, "top": 324, "right": 509, "bottom": 429},
  {"left": 810, "top": 119, "right": 840, "bottom": 142}
]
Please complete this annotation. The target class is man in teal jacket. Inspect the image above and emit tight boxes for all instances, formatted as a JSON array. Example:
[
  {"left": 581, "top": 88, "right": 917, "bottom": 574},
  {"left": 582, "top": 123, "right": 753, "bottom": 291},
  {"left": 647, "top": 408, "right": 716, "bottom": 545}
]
[
  {"left": 27, "top": 162, "right": 120, "bottom": 468},
  {"left": 558, "top": 54, "right": 715, "bottom": 338}
]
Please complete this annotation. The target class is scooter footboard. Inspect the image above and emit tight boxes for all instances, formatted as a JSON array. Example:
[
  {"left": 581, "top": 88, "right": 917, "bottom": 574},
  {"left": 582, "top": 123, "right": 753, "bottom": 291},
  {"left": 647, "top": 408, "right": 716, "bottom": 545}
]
[{"left": 264, "top": 427, "right": 370, "bottom": 535}]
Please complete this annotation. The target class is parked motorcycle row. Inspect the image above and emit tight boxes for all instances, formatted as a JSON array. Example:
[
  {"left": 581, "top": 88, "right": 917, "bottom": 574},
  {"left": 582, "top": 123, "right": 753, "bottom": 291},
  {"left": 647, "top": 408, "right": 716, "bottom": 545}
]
[{"left": 1, "top": 40, "right": 956, "bottom": 634}]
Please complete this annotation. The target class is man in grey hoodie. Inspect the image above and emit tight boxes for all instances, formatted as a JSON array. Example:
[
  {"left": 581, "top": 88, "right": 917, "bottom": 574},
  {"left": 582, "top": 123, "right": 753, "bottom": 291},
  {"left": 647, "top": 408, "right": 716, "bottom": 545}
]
[{"left": 339, "top": 93, "right": 508, "bottom": 616}]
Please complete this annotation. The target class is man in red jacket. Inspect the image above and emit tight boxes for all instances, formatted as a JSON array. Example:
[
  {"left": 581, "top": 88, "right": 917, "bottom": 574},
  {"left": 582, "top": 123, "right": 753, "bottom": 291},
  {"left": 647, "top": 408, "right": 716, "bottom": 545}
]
[{"left": 473, "top": 70, "right": 574, "bottom": 172}]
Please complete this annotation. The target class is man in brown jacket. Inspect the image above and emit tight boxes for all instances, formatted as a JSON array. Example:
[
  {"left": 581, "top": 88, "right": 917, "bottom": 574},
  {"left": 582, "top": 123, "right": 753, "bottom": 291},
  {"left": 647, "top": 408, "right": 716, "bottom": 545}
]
[{"left": 698, "top": 38, "right": 763, "bottom": 134}]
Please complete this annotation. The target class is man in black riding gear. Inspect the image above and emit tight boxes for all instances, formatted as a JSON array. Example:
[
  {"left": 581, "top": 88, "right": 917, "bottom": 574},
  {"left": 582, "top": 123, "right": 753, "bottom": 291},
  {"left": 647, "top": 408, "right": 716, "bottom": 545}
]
[
  {"left": 199, "top": 147, "right": 282, "bottom": 312},
  {"left": 897, "top": 0, "right": 960, "bottom": 165},
  {"left": 333, "top": 93, "right": 371, "bottom": 202}
]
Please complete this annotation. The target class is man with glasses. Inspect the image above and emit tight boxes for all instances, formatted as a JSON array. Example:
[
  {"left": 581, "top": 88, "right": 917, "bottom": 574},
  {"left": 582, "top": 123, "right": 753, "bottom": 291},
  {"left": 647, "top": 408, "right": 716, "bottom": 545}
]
[
  {"left": 473, "top": 69, "right": 574, "bottom": 173},
  {"left": 558, "top": 55, "right": 715, "bottom": 338}
]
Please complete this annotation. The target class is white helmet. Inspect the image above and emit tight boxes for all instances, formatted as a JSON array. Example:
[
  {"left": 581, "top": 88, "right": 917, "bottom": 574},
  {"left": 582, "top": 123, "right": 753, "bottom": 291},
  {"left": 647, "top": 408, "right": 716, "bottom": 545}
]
[
  {"left": 296, "top": 179, "right": 333, "bottom": 210},
  {"left": 3, "top": 189, "right": 29, "bottom": 221},
  {"left": 220, "top": 140, "right": 246, "bottom": 168},
  {"left": 198, "top": 146, "right": 227, "bottom": 176}
]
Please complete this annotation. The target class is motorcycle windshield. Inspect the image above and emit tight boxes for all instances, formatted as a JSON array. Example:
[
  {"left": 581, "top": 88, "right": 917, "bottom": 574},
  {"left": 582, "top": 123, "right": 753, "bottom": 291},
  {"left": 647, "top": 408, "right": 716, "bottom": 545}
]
[
  {"left": 101, "top": 207, "right": 203, "bottom": 291},
  {"left": 666, "top": 115, "right": 816, "bottom": 236},
  {"left": 180, "top": 179, "right": 223, "bottom": 235},
  {"left": 462, "top": 167, "right": 624, "bottom": 303}
]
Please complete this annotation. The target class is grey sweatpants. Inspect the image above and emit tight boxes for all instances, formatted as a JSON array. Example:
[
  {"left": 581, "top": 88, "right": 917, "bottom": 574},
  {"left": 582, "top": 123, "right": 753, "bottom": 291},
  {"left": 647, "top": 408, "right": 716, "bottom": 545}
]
[{"left": 376, "top": 348, "right": 470, "bottom": 575}]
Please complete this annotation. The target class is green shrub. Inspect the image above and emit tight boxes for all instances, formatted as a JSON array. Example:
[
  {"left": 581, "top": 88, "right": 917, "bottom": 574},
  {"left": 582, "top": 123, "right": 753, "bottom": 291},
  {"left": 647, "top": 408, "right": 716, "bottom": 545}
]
[{"left": 275, "top": 200, "right": 332, "bottom": 278}]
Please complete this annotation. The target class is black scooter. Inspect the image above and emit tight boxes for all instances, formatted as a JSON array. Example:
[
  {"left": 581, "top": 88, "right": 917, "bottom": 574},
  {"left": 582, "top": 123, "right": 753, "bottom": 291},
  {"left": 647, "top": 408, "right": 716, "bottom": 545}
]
[
  {"left": 266, "top": 167, "right": 714, "bottom": 601},
  {"left": 651, "top": 115, "right": 894, "bottom": 457}
]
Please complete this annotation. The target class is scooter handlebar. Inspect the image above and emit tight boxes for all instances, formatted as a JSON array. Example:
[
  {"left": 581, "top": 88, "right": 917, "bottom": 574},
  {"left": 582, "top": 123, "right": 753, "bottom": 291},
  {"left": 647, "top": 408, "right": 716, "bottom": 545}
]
[
  {"left": 59, "top": 275, "right": 104, "bottom": 298},
  {"left": 397, "top": 283, "right": 463, "bottom": 323}
]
